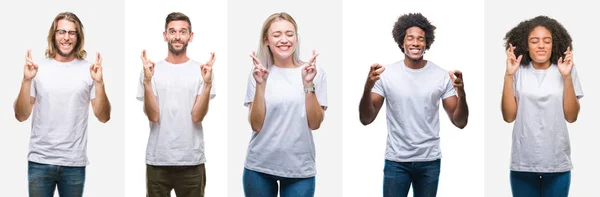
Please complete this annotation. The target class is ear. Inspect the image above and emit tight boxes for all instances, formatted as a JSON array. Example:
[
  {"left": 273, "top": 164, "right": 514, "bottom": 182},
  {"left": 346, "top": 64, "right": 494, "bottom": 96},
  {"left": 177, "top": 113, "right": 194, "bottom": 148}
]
[
  {"left": 189, "top": 32, "right": 194, "bottom": 43},
  {"left": 163, "top": 31, "right": 167, "bottom": 42}
]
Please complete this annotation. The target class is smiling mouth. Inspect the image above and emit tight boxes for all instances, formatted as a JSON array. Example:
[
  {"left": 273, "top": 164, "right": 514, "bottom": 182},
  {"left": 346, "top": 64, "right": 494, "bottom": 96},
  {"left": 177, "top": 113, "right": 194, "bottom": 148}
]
[
  {"left": 409, "top": 48, "right": 421, "bottom": 54},
  {"left": 278, "top": 45, "right": 291, "bottom": 51}
]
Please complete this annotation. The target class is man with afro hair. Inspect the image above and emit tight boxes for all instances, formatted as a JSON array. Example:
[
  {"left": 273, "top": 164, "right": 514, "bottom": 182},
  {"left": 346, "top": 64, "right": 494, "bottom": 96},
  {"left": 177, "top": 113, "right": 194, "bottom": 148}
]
[{"left": 359, "top": 13, "right": 469, "bottom": 197}]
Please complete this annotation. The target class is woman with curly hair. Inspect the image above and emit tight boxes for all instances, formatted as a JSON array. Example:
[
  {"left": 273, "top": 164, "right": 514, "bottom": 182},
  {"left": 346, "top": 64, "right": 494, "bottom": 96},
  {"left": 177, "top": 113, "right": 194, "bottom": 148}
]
[{"left": 502, "top": 15, "right": 583, "bottom": 197}]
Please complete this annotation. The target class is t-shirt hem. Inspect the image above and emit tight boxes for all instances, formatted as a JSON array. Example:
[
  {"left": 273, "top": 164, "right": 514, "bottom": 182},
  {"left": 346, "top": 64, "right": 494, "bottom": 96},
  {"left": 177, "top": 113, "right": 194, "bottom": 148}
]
[
  {"left": 28, "top": 158, "right": 88, "bottom": 167},
  {"left": 146, "top": 160, "right": 206, "bottom": 166},
  {"left": 244, "top": 165, "right": 315, "bottom": 178},
  {"left": 385, "top": 156, "right": 442, "bottom": 163},
  {"left": 510, "top": 165, "right": 572, "bottom": 173}
]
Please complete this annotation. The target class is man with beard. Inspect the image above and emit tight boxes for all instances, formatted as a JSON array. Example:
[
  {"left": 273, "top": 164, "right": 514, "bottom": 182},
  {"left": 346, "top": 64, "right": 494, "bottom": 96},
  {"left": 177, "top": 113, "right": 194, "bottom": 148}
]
[
  {"left": 136, "top": 12, "right": 215, "bottom": 197},
  {"left": 14, "top": 12, "right": 111, "bottom": 196},
  {"left": 358, "top": 13, "right": 469, "bottom": 197}
]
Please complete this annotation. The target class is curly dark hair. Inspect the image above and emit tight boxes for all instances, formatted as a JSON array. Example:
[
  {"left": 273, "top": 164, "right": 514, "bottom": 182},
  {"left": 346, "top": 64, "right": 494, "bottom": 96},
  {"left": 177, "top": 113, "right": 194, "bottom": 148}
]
[
  {"left": 392, "top": 13, "right": 436, "bottom": 53},
  {"left": 504, "top": 16, "right": 572, "bottom": 66}
]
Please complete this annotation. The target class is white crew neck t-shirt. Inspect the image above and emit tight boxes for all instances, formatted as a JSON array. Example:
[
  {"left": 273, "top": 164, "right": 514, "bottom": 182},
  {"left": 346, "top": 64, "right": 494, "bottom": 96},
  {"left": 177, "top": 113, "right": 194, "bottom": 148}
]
[
  {"left": 29, "top": 58, "right": 96, "bottom": 167},
  {"left": 372, "top": 60, "right": 456, "bottom": 162},
  {"left": 511, "top": 63, "right": 583, "bottom": 172},
  {"left": 136, "top": 59, "right": 215, "bottom": 166},
  {"left": 244, "top": 65, "right": 328, "bottom": 178}
]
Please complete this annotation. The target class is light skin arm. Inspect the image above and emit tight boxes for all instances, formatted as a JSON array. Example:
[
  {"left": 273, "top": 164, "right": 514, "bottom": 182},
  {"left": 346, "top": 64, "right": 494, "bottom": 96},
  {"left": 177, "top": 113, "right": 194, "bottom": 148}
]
[
  {"left": 191, "top": 52, "right": 215, "bottom": 123},
  {"left": 558, "top": 47, "right": 579, "bottom": 123},
  {"left": 359, "top": 63, "right": 386, "bottom": 125},
  {"left": 141, "top": 50, "right": 159, "bottom": 122},
  {"left": 90, "top": 52, "right": 111, "bottom": 123},
  {"left": 303, "top": 51, "right": 324, "bottom": 130},
  {"left": 443, "top": 70, "right": 469, "bottom": 129},
  {"left": 14, "top": 50, "right": 38, "bottom": 122},
  {"left": 501, "top": 44, "right": 521, "bottom": 123},
  {"left": 248, "top": 51, "right": 268, "bottom": 132}
]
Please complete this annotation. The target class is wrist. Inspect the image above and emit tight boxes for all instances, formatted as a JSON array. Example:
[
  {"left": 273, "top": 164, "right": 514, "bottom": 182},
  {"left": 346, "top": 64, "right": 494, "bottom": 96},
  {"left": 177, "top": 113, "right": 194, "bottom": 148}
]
[
  {"left": 562, "top": 74, "right": 572, "bottom": 81},
  {"left": 22, "top": 78, "right": 32, "bottom": 83},
  {"left": 303, "top": 81, "right": 314, "bottom": 88},
  {"left": 203, "top": 82, "right": 212, "bottom": 89}
]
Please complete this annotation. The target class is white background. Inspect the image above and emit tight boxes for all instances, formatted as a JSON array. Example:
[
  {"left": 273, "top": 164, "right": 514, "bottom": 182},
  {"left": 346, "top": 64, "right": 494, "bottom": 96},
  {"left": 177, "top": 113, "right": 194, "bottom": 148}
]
[
  {"left": 0, "top": 0, "right": 125, "bottom": 196},
  {"left": 485, "top": 0, "right": 599, "bottom": 196},
  {"left": 343, "top": 0, "right": 485, "bottom": 196},
  {"left": 227, "top": 0, "right": 343, "bottom": 196},
  {"left": 124, "top": 0, "right": 228, "bottom": 196}
]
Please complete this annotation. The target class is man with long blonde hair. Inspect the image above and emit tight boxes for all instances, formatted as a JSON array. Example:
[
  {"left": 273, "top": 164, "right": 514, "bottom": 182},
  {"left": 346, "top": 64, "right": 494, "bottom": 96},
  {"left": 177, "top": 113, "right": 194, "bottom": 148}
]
[{"left": 14, "top": 12, "right": 111, "bottom": 197}]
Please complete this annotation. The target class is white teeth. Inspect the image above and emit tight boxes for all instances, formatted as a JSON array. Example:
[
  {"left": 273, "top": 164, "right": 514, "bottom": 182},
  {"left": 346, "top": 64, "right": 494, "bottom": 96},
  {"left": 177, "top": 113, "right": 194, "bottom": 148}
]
[{"left": 278, "top": 46, "right": 290, "bottom": 51}]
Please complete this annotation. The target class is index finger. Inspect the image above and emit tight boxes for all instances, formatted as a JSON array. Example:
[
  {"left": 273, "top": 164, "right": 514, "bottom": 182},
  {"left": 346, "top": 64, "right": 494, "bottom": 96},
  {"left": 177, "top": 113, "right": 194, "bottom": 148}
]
[
  {"left": 453, "top": 70, "right": 463, "bottom": 78},
  {"left": 96, "top": 52, "right": 102, "bottom": 65}
]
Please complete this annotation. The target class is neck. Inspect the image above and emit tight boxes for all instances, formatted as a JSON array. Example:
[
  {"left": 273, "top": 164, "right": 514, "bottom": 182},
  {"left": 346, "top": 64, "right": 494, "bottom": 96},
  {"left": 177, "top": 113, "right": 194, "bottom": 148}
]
[
  {"left": 532, "top": 60, "right": 551, "bottom": 70},
  {"left": 403, "top": 55, "right": 427, "bottom": 69},
  {"left": 273, "top": 56, "right": 296, "bottom": 68},
  {"left": 166, "top": 51, "right": 189, "bottom": 64},
  {"left": 54, "top": 54, "right": 76, "bottom": 62}
]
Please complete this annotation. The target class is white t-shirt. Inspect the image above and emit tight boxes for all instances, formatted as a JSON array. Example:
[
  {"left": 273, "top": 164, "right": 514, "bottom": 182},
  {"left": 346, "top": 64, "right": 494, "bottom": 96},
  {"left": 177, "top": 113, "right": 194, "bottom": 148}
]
[
  {"left": 244, "top": 65, "right": 327, "bottom": 178},
  {"left": 372, "top": 60, "right": 456, "bottom": 162},
  {"left": 511, "top": 63, "right": 583, "bottom": 173},
  {"left": 28, "top": 58, "right": 96, "bottom": 167},
  {"left": 136, "top": 59, "right": 215, "bottom": 166}
]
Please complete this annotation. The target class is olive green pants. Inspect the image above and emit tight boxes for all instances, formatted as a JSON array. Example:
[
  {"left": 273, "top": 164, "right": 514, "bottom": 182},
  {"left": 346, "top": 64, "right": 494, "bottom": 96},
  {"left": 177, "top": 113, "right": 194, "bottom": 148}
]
[{"left": 146, "top": 164, "right": 206, "bottom": 197}]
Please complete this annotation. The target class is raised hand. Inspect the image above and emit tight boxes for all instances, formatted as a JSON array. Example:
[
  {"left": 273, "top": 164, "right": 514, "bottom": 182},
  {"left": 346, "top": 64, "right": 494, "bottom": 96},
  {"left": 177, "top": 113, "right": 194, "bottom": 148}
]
[
  {"left": 24, "top": 49, "right": 38, "bottom": 81},
  {"left": 365, "top": 63, "right": 385, "bottom": 90},
  {"left": 558, "top": 46, "right": 574, "bottom": 77},
  {"left": 90, "top": 52, "right": 103, "bottom": 83},
  {"left": 449, "top": 70, "right": 465, "bottom": 97},
  {"left": 141, "top": 50, "right": 155, "bottom": 83},
  {"left": 302, "top": 50, "right": 319, "bottom": 87},
  {"left": 505, "top": 43, "right": 522, "bottom": 76},
  {"left": 201, "top": 52, "right": 216, "bottom": 84},
  {"left": 250, "top": 51, "right": 269, "bottom": 85}
]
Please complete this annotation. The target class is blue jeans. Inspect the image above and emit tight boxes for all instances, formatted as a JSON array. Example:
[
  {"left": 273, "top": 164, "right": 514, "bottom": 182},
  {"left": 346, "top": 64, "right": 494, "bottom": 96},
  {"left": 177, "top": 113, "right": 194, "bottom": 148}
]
[
  {"left": 383, "top": 159, "right": 441, "bottom": 197},
  {"left": 28, "top": 161, "right": 86, "bottom": 197},
  {"left": 242, "top": 168, "right": 315, "bottom": 197},
  {"left": 510, "top": 171, "right": 570, "bottom": 197}
]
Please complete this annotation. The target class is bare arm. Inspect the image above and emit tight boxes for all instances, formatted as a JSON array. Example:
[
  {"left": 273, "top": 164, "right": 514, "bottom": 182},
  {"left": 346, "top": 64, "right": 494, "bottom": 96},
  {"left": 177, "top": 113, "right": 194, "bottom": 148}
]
[
  {"left": 15, "top": 50, "right": 38, "bottom": 122},
  {"left": 502, "top": 44, "right": 521, "bottom": 123},
  {"left": 248, "top": 52, "right": 268, "bottom": 132},
  {"left": 191, "top": 53, "right": 216, "bottom": 123},
  {"left": 558, "top": 47, "right": 579, "bottom": 123},
  {"left": 91, "top": 81, "right": 111, "bottom": 123},
  {"left": 14, "top": 80, "right": 35, "bottom": 122},
  {"left": 141, "top": 50, "right": 159, "bottom": 122},
  {"left": 444, "top": 70, "right": 469, "bottom": 128},
  {"left": 359, "top": 63, "right": 385, "bottom": 125}
]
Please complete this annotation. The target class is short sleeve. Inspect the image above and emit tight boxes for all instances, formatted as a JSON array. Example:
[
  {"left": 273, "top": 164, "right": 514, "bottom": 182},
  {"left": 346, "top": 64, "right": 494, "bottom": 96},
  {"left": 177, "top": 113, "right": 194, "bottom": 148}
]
[
  {"left": 571, "top": 66, "right": 584, "bottom": 99},
  {"left": 442, "top": 73, "right": 457, "bottom": 99},
  {"left": 30, "top": 78, "right": 36, "bottom": 98},
  {"left": 198, "top": 72, "right": 216, "bottom": 100},
  {"left": 315, "top": 68, "right": 328, "bottom": 110},
  {"left": 244, "top": 69, "right": 256, "bottom": 107},
  {"left": 90, "top": 82, "right": 96, "bottom": 100},
  {"left": 372, "top": 74, "right": 385, "bottom": 97},
  {"left": 136, "top": 70, "right": 157, "bottom": 101}
]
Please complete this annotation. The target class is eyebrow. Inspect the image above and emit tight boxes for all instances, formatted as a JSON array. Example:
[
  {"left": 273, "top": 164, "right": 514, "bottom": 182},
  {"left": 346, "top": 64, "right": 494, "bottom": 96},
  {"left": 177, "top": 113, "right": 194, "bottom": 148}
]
[
  {"left": 168, "top": 27, "right": 189, "bottom": 31},
  {"left": 271, "top": 30, "right": 295, "bottom": 34},
  {"left": 529, "top": 37, "right": 552, "bottom": 40}
]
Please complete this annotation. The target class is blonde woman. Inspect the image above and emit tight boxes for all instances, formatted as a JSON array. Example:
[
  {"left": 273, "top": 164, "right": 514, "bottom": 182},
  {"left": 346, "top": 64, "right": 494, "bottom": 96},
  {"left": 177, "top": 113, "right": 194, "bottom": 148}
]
[{"left": 242, "top": 12, "right": 327, "bottom": 197}]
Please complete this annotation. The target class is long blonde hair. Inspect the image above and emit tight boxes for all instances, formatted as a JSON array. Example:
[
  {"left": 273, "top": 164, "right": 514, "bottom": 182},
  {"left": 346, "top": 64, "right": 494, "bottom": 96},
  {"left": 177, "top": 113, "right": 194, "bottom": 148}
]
[
  {"left": 45, "top": 12, "right": 86, "bottom": 60},
  {"left": 257, "top": 12, "right": 303, "bottom": 69}
]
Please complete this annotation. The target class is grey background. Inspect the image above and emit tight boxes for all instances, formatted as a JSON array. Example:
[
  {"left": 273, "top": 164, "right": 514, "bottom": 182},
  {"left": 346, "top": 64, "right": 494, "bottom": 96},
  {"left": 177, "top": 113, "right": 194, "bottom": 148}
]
[
  {"left": 227, "top": 0, "right": 344, "bottom": 196},
  {"left": 485, "top": 0, "right": 598, "bottom": 196}
]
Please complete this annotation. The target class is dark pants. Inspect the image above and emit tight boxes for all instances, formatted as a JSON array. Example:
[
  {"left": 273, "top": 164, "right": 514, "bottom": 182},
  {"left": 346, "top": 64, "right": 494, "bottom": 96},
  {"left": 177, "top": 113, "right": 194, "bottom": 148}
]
[
  {"left": 242, "top": 168, "right": 315, "bottom": 197},
  {"left": 383, "top": 159, "right": 441, "bottom": 197},
  {"left": 510, "top": 171, "right": 570, "bottom": 197},
  {"left": 146, "top": 164, "right": 206, "bottom": 197},
  {"left": 28, "top": 161, "right": 86, "bottom": 197}
]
